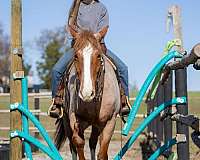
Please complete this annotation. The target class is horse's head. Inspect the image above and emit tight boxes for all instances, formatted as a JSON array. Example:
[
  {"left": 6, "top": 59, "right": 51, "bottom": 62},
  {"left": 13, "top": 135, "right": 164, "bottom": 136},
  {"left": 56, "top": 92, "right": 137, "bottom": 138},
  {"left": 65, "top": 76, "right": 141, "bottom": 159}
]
[{"left": 69, "top": 25, "right": 108, "bottom": 102}]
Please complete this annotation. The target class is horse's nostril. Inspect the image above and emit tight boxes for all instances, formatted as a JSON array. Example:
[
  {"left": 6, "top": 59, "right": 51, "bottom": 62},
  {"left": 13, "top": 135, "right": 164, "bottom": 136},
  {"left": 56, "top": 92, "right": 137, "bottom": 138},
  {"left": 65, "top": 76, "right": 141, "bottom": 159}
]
[
  {"left": 79, "top": 91, "right": 83, "bottom": 99},
  {"left": 91, "top": 91, "right": 95, "bottom": 97}
]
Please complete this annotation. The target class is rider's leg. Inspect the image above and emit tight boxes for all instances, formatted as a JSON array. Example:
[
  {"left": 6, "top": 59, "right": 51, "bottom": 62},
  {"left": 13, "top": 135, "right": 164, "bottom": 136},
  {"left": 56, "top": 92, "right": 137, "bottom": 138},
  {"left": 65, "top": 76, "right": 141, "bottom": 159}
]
[
  {"left": 48, "top": 48, "right": 74, "bottom": 118},
  {"left": 106, "top": 49, "right": 129, "bottom": 96},
  {"left": 106, "top": 49, "right": 130, "bottom": 115},
  {"left": 52, "top": 48, "right": 74, "bottom": 97}
]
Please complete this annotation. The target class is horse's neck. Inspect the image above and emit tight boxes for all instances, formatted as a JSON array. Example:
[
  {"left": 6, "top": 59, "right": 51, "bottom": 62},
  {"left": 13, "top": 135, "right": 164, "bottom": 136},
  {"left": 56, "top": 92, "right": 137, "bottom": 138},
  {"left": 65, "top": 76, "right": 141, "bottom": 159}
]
[
  {"left": 67, "top": 64, "right": 78, "bottom": 97},
  {"left": 100, "top": 55, "right": 121, "bottom": 114},
  {"left": 103, "top": 55, "right": 117, "bottom": 71},
  {"left": 103, "top": 55, "right": 116, "bottom": 76},
  {"left": 103, "top": 55, "right": 119, "bottom": 91}
]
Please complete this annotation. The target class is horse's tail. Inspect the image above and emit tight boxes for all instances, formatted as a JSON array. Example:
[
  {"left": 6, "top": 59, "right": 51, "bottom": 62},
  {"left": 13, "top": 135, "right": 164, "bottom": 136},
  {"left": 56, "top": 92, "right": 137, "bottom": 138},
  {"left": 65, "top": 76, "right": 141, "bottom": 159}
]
[{"left": 54, "top": 116, "right": 67, "bottom": 150}]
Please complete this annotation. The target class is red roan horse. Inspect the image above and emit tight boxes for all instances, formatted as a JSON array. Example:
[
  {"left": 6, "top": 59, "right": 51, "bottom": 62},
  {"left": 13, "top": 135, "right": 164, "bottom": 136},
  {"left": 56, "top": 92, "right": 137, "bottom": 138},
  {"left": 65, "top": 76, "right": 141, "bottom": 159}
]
[{"left": 54, "top": 26, "right": 120, "bottom": 160}]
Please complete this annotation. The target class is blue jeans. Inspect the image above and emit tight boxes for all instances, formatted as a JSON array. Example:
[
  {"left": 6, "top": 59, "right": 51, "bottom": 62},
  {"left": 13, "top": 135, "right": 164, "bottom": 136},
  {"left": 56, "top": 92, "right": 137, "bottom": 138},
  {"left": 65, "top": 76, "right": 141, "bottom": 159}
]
[{"left": 52, "top": 48, "right": 129, "bottom": 97}]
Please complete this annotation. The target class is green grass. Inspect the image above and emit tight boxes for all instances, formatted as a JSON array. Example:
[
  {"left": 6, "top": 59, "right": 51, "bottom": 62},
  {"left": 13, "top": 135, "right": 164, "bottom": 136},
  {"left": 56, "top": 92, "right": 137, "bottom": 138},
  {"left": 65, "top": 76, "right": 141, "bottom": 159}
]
[{"left": 188, "top": 91, "right": 200, "bottom": 97}]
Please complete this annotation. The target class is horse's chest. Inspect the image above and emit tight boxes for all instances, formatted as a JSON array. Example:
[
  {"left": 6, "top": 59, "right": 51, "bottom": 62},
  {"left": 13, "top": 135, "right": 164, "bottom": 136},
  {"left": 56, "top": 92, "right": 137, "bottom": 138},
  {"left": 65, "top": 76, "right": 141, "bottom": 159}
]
[{"left": 75, "top": 101, "right": 100, "bottom": 122}]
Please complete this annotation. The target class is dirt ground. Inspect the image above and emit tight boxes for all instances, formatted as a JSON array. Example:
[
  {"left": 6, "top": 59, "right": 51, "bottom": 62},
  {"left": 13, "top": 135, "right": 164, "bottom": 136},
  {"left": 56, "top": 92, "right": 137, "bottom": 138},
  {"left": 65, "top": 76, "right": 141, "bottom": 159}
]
[
  {"left": 28, "top": 139, "right": 143, "bottom": 160},
  {"left": 24, "top": 138, "right": 200, "bottom": 160}
]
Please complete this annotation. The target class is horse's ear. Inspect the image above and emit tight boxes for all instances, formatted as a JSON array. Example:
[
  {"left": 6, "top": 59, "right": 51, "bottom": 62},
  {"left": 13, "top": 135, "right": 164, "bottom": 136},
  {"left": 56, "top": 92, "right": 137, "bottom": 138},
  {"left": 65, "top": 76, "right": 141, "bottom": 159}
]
[
  {"left": 68, "top": 25, "right": 79, "bottom": 38},
  {"left": 94, "top": 26, "right": 109, "bottom": 41}
]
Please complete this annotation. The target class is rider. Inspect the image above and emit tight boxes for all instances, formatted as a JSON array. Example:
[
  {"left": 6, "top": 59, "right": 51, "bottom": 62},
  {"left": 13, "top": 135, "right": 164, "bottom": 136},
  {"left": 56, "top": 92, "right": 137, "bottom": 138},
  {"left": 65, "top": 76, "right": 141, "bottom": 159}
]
[
  {"left": 48, "top": 0, "right": 131, "bottom": 118},
  {"left": 162, "top": 43, "right": 200, "bottom": 83}
]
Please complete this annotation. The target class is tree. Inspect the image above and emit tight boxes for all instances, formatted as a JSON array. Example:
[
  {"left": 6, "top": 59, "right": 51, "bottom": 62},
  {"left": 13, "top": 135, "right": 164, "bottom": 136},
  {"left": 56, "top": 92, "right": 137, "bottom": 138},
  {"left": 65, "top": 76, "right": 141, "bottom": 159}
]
[
  {"left": 36, "top": 27, "right": 67, "bottom": 88},
  {"left": 0, "top": 23, "right": 10, "bottom": 79},
  {"left": 24, "top": 62, "right": 31, "bottom": 76}
]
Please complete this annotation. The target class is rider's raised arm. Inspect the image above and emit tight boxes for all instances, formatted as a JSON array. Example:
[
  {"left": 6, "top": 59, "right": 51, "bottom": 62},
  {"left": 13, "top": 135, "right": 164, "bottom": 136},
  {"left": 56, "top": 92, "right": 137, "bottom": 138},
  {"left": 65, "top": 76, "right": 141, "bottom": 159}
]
[{"left": 65, "top": 1, "right": 80, "bottom": 46}]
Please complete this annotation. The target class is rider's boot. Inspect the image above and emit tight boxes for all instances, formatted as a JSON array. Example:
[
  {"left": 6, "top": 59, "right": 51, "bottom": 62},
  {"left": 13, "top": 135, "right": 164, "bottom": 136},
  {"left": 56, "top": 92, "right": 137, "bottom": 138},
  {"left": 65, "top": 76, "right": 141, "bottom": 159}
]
[
  {"left": 120, "top": 94, "right": 131, "bottom": 116},
  {"left": 47, "top": 96, "right": 63, "bottom": 119}
]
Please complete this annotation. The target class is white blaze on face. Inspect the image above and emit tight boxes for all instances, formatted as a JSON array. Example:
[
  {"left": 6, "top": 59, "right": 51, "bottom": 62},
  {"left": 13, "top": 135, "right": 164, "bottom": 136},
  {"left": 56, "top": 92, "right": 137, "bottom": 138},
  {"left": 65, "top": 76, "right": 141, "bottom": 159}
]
[{"left": 81, "top": 43, "right": 94, "bottom": 99}]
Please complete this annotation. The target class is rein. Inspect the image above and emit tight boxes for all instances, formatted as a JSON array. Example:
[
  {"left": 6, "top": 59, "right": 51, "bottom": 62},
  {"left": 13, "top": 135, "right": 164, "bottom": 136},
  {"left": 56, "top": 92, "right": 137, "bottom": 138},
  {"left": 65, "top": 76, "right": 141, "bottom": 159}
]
[{"left": 94, "top": 55, "right": 105, "bottom": 102}]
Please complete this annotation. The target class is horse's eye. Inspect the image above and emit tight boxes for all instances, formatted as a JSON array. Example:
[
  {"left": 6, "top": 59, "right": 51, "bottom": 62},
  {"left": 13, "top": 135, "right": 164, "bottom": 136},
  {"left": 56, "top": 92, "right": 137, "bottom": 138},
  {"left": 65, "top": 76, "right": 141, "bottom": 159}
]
[{"left": 97, "top": 54, "right": 101, "bottom": 59}]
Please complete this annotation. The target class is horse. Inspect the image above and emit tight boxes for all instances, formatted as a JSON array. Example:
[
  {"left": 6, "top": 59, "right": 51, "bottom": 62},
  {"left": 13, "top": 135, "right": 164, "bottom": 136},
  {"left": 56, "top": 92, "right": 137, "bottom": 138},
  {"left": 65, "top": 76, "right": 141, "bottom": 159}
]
[{"left": 54, "top": 25, "right": 121, "bottom": 160}]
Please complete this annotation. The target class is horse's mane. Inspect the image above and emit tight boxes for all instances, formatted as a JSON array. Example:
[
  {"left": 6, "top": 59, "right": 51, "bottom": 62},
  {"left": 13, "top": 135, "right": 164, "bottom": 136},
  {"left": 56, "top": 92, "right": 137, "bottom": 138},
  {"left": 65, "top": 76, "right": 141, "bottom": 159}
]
[{"left": 73, "top": 30, "right": 101, "bottom": 52}]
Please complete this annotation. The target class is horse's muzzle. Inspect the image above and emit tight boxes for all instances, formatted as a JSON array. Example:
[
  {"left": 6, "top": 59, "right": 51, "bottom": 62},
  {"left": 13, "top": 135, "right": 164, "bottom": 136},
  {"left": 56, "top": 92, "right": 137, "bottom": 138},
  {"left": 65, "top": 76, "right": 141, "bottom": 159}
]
[{"left": 79, "top": 90, "right": 95, "bottom": 102}]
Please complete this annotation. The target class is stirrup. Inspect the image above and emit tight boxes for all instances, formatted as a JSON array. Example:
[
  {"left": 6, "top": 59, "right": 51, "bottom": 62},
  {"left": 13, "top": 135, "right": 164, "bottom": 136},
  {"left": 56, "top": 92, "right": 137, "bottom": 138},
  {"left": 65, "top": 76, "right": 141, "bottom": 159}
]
[
  {"left": 47, "top": 98, "right": 54, "bottom": 116},
  {"left": 58, "top": 107, "right": 64, "bottom": 119},
  {"left": 47, "top": 99, "right": 64, "bottom": 119},
  {"left": 120, "top": 96, "right": 131, "bottom": 116},
  {"left": 126, "top": 96, "right": 131, "bottom": 108}
]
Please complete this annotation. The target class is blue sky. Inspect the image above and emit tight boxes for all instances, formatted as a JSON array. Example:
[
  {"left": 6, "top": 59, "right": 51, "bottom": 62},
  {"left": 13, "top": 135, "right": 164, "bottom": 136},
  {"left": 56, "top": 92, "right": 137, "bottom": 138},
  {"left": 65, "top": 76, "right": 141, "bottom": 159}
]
[{"left": 1, "top": 0, "right": 200, "bottom": 90}]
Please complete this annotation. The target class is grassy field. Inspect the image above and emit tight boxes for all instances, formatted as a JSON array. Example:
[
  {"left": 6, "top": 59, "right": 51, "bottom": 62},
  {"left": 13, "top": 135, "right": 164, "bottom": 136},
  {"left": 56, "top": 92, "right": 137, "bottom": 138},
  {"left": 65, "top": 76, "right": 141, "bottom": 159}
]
[{"left": 0, "top": 91, "right": 200, "bottom": 158}]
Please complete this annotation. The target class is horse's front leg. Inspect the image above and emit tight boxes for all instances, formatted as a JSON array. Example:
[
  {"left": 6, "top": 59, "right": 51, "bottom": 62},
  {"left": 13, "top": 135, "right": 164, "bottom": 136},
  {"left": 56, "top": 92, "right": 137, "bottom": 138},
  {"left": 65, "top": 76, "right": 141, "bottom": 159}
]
[
  {"left": 97, "top": 114, "right": 117, "bottom": 160},
  {"left": 72, "top": 121, "right": 86, "bottom": 160},
  {"left": 70, "top": 113, "right": 89, "bottom": 160},
  {"left": 89, "top": 126, "right": 101, "bottom": 160}
]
